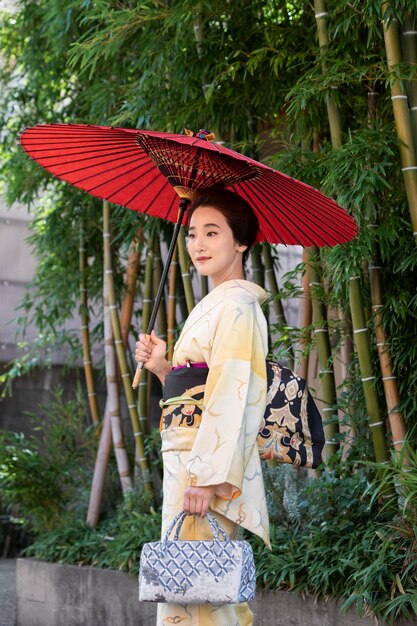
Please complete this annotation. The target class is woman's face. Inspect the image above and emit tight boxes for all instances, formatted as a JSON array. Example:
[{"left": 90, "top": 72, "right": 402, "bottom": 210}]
[{"left": 187, "top": 205, "right": 247, "bottom": 288}]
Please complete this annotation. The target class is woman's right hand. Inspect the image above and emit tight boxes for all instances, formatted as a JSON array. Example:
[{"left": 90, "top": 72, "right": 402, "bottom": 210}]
[{"left": 135, "top": 330, "right": 170, "bottom": 382}]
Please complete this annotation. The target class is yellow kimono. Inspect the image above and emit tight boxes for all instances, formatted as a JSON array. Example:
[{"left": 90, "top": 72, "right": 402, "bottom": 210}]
[{"left": 158, "top": 279, "right": 270, "bottom": 626}]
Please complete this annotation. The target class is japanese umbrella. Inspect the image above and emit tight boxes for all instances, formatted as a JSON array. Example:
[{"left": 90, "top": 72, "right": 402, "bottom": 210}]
[{"left": 20, "top": 123, "right": 357, "bottom": 387}]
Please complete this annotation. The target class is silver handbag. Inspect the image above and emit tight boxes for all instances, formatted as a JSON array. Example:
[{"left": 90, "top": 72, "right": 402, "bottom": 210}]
[{"left": 138, "top": 511, "right": 256, "bottom": 605}]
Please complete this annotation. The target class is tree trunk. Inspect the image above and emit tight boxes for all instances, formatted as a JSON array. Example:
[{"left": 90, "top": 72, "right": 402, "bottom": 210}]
[
  {"left": 308, "top": 247, "right": 339, "bottom": 458},
  {"left": 369, "top": 256, "right": 407, "bottom": 453},
  {"left": 295, "top": 249, "right": 312, "bottom": 380},
  {"left": 349, "top": 276, "right": 388, "bottom": 463},
  {"left": 103, "top": 264, "right": 133, "bottom": 495},
  {"left": 79, "top": 223, "right": 100, "bottom": 425},
  {"left": 121, "top": 227, "right": 143, "bottom": 346},
  {"left": 167, "top": 245, "right": 178, "bottom": 362},
  {"left": 382, "top": 2, "right": 417, "bottom": 242},
  {"left": 262, "top": 244, "right": 295, "bottom": 370},
  {"left": 152, "top": 234, "right": 167, "bottom": 340},
  {"left": 401, "top": 13, "right": 417, "bottom": 151},
  {"left": 86, "top": 401, "right": 112, "bottom": 527},
  {"left": 177, "top": 227, "right": 195, "bottom": 314},
  {"left": 103, "top": 201, "right": 153, "bottom": 498}
]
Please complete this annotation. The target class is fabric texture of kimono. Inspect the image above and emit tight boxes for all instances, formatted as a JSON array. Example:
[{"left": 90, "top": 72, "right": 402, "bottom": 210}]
[{"left": 157, "top": 279, "right": 270, "bottom": 626}]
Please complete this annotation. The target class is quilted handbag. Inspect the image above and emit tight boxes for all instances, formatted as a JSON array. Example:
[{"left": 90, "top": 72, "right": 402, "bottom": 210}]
[
  {"left": 138, "top": 511, "right": 256, "bottom": 604},
  {"left": 160, "top": 360, "right": 325, "bottom": 469}
]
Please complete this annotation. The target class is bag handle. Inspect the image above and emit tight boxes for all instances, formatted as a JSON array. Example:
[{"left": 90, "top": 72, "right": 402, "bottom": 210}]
[{"left": 163, "top": 511, "right": 228, "bottom": 543}]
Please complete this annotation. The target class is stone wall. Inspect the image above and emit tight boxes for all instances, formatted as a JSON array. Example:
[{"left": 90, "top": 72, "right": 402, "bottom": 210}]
[{"left": 15, "top": 559, "right": 417, "bottom": 626}]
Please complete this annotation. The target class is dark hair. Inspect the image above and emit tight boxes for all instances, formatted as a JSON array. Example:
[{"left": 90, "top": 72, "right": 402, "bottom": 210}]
[{"left": 187, "top": 189, "right": 259, "bottom": 264}]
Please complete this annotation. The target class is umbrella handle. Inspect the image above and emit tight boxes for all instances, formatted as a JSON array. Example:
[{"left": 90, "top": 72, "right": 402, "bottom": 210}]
[
  {"left": 132, "top": 333, "right": 151, "bottom": 389},
  {"left": 132, "top": 362, "right": 144, "bottom": 389}
]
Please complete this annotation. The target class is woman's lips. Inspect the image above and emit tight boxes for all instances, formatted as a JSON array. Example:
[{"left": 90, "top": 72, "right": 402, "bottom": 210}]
[{"left": 196, "top": 256, "right": 211, "bottom": 261}]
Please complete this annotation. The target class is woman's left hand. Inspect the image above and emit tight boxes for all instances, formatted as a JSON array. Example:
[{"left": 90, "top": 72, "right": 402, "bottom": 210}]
[{"left": 183, "top": 485, "right": 217, "bottom": 518}]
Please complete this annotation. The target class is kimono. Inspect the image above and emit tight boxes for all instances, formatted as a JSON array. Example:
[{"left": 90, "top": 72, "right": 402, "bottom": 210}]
[{"left": 157, "top": 279, "right": 270, "bottom": 626}]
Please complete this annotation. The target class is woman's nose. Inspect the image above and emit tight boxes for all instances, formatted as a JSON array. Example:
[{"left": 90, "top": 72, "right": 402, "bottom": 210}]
[{"left": 194, "top": 235, "right": 205, "bottom": 250}]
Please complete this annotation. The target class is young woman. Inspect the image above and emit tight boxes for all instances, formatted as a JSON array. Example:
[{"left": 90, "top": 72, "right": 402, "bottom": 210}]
[{"left": 135, "top": 189, "right": 270, "bottom": 626}]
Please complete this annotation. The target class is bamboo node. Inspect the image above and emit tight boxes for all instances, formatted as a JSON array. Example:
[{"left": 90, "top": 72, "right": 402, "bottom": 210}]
[
  {"left": 354, "top": 328, "right": 368, "bottom": 334},
  {"left": 103, "top": 233, "right": 111, "bottom": 238},
  {"left": 314, "top": 11, "right": 328, "bottom": 18},
  {"left": 402, "top": 166, "right": 417, "bottom": 171},
  {"left": 369, "top": 420, "right": 384, "bottom": 427},
  {"left": 361, "top": 376, "right": 375, "bottom": 382},
  {"left": 133, "top": 431, "right": 143, "bottom": 437},
  {"left": 391, "top": 95, "right": 408, "bottom": 100},
  {"left": 382, "top": 376, "right": 396, "bottom": 381}
]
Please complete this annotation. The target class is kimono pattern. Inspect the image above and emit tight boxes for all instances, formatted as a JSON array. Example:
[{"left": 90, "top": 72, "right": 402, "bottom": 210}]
[{"left": 157, "top": 279, "right": 270, "bottom": 626}]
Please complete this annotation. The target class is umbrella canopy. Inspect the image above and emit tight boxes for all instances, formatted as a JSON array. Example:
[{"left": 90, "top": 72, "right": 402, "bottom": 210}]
[{"left": 20, "top": 123, "right": 356, "bottom": 247}]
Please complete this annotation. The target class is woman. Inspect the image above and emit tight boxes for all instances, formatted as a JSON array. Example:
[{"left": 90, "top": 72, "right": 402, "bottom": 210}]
[{"left": 135, "top": 189, "right": 270, "bottom": 626}]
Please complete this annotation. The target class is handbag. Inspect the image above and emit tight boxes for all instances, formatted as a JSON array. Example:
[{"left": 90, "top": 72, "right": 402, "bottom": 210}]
[
  {"left": 160, "top": 360, "right": 325, "bottom": 469},
  {"left": 138, "top": 511, "right": 256, "bottom": 604}
]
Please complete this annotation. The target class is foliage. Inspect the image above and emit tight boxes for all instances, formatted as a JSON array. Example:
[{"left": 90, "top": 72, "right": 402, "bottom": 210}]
[
  {"left": 26, "top": 491, "right": 161, "bottom": 573},
  {"left": 1, "top": 0, "right": 417, "bottom": 620},
  {"left": 0, "top": 387, "right": 98, "bottom": 533},
  {"left": 251, "top": 463, "right": 417, "bottom": 622}
]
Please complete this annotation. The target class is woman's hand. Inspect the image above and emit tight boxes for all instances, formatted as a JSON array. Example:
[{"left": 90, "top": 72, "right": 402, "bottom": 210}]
[
  {"left": 183, "top": 485, "right": 217, "bottom": 518},
  {"left": 134, "top": 330, "right": 170, "bottom": 384}
]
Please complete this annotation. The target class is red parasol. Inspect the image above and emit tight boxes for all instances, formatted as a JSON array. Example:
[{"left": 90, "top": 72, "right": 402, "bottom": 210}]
[
  {"left": 20, "top": 123, "right": 357, "bottom": 387},
  {"left": 20, "top": 123, "right": 356, "bottom": 246}
]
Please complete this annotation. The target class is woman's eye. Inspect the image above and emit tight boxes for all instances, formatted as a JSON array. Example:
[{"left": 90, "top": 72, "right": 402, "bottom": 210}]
[
  {"left": 187, "top": 233, "right": 195, "bottom": 239},
  {"left": 207, "top": 231, "right": 217, "bottom": 237}
]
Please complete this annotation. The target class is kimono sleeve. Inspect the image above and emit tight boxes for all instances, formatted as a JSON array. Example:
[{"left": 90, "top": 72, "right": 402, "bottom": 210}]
[{"left": 186, "top": 298, "right": 267, "bottom": 498}]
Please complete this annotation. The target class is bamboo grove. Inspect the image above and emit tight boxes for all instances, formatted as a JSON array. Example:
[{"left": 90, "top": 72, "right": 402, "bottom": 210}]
[{"left": 1, "top": 0, "right": 417, "bottom": 535}]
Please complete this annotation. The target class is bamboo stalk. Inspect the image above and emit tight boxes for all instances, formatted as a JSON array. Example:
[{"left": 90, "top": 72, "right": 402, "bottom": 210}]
[
  {"left": 349, "top": 276, "right": 388, "bottom": 463},
  {"left": 367, "top": 81, "right": 407, "bottom": 455},
  {"left": 103, "top": 262, "right": 133, "bottom": 495},
  {"left": 402, "top": 13, "right": 417, "bottom": 151},
  {"left": 369, "top": 251, "right": 407, "bottom": 453},
  {"left": 167, "top": 245, "right": 178, "bottom": 361},
  {"left": 200, "top": 274, "right": 209, "bottom": 299},
  {"left": 382, "top": 3, "right": 417, "bottom": 242},
  {"left": 152, "top": 233, "right": 167, "bottom": 340},
  {"left": 251, "top": 246, "right": 264, "bottom": 288},
  {"left": 86, "top": 401, "right": 112, "bottom": 527},
  {"left": 295, "top": 249, "right": 312, "bottom": 380},
  {"left": 79, "top": 223, "right": 100, "bottom": 425},
  {"left": 103, "top": 201, "right": 153, "bottom": 497},
  {"left": 262, "top": 243, "right": 295, "bottom": 370},
  {"left": 121, "top": 227, "right": 143, "bottom": 347},
  {"left": 175, "top": 259, "right": 188, "bottom": 321},
  {"left": 177, "top": 226, "right": 195, "bottom": 314},
  {"left": 314, "top": 0, "right": 342, "bottom": 149},
  {"left": 137, "top": 239, "right": 154, "bottom": 435},
  {"left": 308, "top": 247, "right": 339, "bottom": 458}
]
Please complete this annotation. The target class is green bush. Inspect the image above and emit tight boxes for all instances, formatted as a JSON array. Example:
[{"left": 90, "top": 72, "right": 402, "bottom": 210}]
[
  {"left": 0, "top": 387, "right": 98, "bottom": 534},
  {"left": 26, "top": 491, "right": 161, "bottom": 574}
]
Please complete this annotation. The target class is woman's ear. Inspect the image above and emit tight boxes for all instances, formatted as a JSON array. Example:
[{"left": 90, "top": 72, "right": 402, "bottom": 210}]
[{"left": 236, "top": 243, "right": 248, "bottom": 254}]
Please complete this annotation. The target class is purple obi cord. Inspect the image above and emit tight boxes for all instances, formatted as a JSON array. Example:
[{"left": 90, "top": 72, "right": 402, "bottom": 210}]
[{"left": 171, "top": 361, "right": 208, "bottom": 371}]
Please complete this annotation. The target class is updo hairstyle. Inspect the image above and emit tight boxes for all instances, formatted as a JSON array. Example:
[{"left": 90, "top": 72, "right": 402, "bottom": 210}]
[{"left": 187, "top": 189, "right": 259, "bottom": 264}]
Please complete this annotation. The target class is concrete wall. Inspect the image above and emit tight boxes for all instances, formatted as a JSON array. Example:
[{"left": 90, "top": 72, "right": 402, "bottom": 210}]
[{"left": 16, "top": 559, "right": 417, "bottom": 626}]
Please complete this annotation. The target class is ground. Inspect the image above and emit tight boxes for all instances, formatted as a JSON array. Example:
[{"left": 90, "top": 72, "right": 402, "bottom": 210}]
[{"left": 0, "top": 559, "right": 16, "bottom": 626}]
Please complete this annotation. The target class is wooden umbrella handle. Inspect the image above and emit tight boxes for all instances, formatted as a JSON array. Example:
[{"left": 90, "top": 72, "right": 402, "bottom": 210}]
[
  {"left": 132, "top": 362, "right": 144, "bottom": 389},
  {"left": 132, "top": 333, "right": 151, "bottom": 389}
]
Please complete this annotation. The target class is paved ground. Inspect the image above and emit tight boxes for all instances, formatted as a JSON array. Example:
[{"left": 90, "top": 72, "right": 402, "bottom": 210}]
[{"left": 0, "top": 559, "right": 16, "bottom": 626}]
